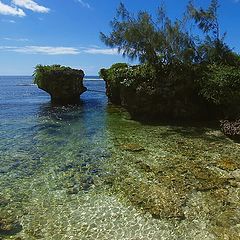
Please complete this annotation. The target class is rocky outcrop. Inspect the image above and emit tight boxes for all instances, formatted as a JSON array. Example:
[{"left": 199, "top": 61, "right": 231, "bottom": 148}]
[
  {"left": 34, "top": 65, "right": 87, "bottom": 104},
  {"left": 100, "top": 63, "right": 214, "bottom": 121},
  {"left": 220, "top": 119, "right": 240, "bottom": 141}
]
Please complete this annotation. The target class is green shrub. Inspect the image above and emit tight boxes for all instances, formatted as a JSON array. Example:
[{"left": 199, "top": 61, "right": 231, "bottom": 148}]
[
  {"left": 99, "top": 63, "right": 129, "bottom": 104},
  {"left": 197, "top": 64, "right": 240, "bottom": 118},
  {"left": 101, "top": 62, "right": 200, "bottom": 97},
  {"left": 33, "top": 64, "right": 84, "bottom": 86},
  {"left": 101, "top": 63, "right": 212, "bottom": 119}
]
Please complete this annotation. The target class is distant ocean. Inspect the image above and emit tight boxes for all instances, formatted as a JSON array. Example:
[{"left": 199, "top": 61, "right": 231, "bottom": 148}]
[{"left": 84, "top": 76, "right": 103, "bottom": 81}]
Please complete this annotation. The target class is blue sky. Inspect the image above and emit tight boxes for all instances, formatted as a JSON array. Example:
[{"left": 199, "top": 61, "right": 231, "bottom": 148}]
[{"left": 0, "top": 0, "right": 239, "bottom": 75}]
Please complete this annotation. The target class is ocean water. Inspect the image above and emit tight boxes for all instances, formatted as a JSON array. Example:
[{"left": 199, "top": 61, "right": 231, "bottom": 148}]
[{"left": 0, "top": 76, "right": 240, "bottom": 240}]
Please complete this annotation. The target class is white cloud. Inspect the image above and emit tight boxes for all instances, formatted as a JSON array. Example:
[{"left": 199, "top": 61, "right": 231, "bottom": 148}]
[
  {"left": 0, "top": 46, "right": 14, "bottom": 50},
  {"left": 0, "top": 1, "right": 25, "bottom": 17},
  {"left": 0, "top": 46, "right": 80, "bottom": 55},
  {"left": 77, "top": 0, "right": 90, "bottom": 9},
  {"left": 3, "top": 37, "right": 29, "bottom": 42},
  {"left": 83, "top": 48, "right": 119, "bottom": 55},
  {"left": 12, "top": 0, "right": 50, "bottom": 13},
  {"left": 1, "top": 19, "right": 16, "bottom": 23},
  {"left": 0, "top": 45, "right": 120, "bottom": 56}
]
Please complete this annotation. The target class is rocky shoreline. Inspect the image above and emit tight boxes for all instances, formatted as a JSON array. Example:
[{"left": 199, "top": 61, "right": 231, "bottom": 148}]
[{"left": 100, "top": 63, "right": 240, "bottom": 141}]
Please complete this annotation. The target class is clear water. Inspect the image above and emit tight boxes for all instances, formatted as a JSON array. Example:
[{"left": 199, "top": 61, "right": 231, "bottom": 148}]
[{"left": 0, "top": 76, "right": 239, "bottom": 240}]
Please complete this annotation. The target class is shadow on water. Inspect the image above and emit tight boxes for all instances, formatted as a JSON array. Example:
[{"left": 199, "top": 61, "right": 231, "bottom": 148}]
[
  {"left": 37, "top": 94, "right": 106, "bottom": 120},
  {"left": 37, "top": 100, "right": 85, "bottom": 121},
  {"left": 105, "top": 104, "right": 230, "bottom": 144},
  {"left": 152, "top": 123, "right": 229, "bottom": 143},
  {"left": 0, "top": 221, "right": 23, "bottom": 237}
]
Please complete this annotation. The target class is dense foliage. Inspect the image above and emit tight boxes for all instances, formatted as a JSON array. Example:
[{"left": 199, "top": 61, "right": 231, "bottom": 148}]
[
  {"left": 100, "top": 63, "right": 211, "bottom": 120},
  {"left": 198, "top": 64, "right": 240, "bottom": 118},
  {"left": 100, "top": 0, "right": 236, "bottom": 66},
  {"left": 100, "top": 3, "right": 194, "bottom": 65},
  {"left": 33, "top": 64, "right": 84, "bottom": 86},
  {"left": 100, "top": 0, "right": 240, "bottom": 121}
]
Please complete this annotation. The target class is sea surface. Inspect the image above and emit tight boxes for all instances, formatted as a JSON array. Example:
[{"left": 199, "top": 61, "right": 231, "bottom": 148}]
[{"left": 0, "top": 76, "right": 240, "bottom": 240}]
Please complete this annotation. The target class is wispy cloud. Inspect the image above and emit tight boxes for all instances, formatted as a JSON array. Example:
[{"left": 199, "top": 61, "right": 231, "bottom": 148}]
[
  {"left": 1, "top": 19, "right": 16, "bottom": 23},
  {"left": 0, "top": 1, "right": 25, "bottom": 17},
  {"left": 3, "top": 37, "right": 29, "bottom": 42},
  {"left": 0, "top": 46, "right": 80, "bottom": 55},
  {"left": 76, "top": 0, "right": 91, "bottom": 9},
  {"left": 0, "top": 45, "right": 120, "bottom": 56},
  {"left": 12, "top": 0, "right": 50, "bottom": 13},
  {"left": 83, "top": 47, "right": 119, "bottom": 55}
]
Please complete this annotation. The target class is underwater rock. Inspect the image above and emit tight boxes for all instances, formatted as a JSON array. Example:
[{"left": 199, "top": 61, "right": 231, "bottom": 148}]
[
  {"left": 215, "top": 209, "right": 240, "bottom": 227},
  {"left": 121, "top": 144, "right": 145, "bottom": 152},
  {"left": 0, "top": 166, "right": 11, "bottom": 174},
  {"left": 67, "top": 186, "right": 79, "bottom": 195},
  {"left": 115, "top": 177, "right": 186, "bottom": 220},
  {"left": 0, "top": 217, "right": 22, "bottom": 236},
  {"left": 0, "top": 195, "right": 10, "bottom": 207},
  {"left": 192, "top": 167, "right": 229, "bottom": 191},
  {"left": 211, "top": 226, "right": 240, "bottom": 240},
  {"left": 232, "top": 169, "right": 240, "bottom": 180},
  {"left": 217, "top": 159, "right": 239, "bottom": 171},
  {"left": 33, "top": 65, "right": 87, "bottom": 104}
]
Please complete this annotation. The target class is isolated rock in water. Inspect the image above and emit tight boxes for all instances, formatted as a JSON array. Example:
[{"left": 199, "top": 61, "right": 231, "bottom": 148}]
[{"left": 33, "top": 65, "right": 87, "bottom": 104}]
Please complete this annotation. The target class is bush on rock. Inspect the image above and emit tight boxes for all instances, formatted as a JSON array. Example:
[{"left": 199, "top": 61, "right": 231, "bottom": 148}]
[{"left": 33, "top": 65, "right": 87, "bottom": 104}]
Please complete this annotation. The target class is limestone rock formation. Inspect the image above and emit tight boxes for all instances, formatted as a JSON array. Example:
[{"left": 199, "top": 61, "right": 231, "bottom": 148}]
[{"left": 34, "top": 65, "right": 87, "bottom": 104}]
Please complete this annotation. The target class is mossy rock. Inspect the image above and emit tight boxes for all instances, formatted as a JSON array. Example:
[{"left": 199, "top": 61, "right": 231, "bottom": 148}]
[
  {"left": 211, "top": 226, "right": 240, "bottom": 240},
  {"left": 120, "top": 143, "right": 145, "bottom": 152},
  {"left": 215, "top": 208, "right": 240, "bottom": 227},
  {"left": 0, "top": 217, "right": 22, "bottom": 236},
  {"left": 114, "top": 177, "right": 186, "bottom": 219},
  {"left": 217, "top": 159, "right": 239, "bottom": 171},
  {"left": 190, "top": 165, "right": 229, "bottom": 191}
]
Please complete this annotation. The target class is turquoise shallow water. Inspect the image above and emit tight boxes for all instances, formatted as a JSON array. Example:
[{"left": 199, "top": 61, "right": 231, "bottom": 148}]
[{"left": 0, "top": 76, "right": 240, "bottom": 239}]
